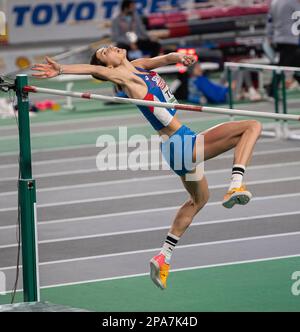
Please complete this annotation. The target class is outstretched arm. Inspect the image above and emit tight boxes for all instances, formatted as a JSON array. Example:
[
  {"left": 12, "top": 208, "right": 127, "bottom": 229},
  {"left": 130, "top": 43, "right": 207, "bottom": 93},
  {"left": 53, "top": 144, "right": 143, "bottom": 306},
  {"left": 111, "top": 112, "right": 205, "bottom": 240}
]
[
  {"left": 31, "top": 57, "right": 123, "bottom": 84},
  {"left": 131, "top": 52, "right": 196, "bottom": 70}
]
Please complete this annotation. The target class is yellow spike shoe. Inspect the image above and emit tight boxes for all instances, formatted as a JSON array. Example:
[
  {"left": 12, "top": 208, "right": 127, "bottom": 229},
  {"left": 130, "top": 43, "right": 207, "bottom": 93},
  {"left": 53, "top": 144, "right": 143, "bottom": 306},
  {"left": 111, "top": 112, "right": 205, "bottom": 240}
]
[
  {"left": 150, "top": 254, "right": 170, "bottom": 290},
  {"left": 222, "top": 184, "right": 252, "bottom": 209}
]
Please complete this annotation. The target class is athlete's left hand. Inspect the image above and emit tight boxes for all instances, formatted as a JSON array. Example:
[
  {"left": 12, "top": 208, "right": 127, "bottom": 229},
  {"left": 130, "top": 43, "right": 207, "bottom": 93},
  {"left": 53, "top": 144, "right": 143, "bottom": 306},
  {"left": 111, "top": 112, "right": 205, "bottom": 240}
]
[{"left": 180, "top": 55, "right": 197, "bottom": 66}]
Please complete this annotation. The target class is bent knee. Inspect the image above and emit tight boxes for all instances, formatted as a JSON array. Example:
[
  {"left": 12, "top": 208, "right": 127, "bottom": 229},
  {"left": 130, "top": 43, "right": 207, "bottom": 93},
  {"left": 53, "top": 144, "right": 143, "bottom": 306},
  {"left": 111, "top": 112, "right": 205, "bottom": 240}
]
[
  {"left": 248, "top": 120, "right": 262, "bottom": 135},
  {"left": 192, "top": 191, "right": 210, "bottom": 211}
]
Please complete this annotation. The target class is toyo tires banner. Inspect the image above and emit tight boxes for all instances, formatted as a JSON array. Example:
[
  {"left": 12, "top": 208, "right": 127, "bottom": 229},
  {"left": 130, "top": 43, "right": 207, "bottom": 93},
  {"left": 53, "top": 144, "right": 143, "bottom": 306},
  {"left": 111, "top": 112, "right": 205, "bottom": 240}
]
[{"left": 6, "top": 0, "right": 187, "bottom": 44}]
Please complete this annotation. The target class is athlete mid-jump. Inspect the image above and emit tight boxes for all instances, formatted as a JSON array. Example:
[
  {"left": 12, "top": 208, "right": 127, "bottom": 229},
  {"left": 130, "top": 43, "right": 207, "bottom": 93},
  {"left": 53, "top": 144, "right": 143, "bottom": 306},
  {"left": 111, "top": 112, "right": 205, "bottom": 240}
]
[{"left": 32, "top": 46, "right": 262, "bottom": 290}]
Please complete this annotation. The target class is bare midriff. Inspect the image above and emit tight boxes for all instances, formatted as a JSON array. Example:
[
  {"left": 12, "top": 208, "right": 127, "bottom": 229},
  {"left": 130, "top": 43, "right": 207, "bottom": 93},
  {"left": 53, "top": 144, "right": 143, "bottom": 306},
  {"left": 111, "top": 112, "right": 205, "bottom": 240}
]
[{"left": 157, "top": 115, "right": 182, "bottom": 138}]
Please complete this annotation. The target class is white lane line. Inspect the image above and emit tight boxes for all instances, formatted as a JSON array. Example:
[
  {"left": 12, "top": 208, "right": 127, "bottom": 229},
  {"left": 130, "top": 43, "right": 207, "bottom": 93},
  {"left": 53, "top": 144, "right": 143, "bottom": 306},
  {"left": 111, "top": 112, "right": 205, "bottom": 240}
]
[
  {"left": 0, "top": 143, "right": 97, "bottom": 157},
  {"left": 35, "top": 161, "right": 300, "bottom": 193},
  {"left": 35, "top": 166, "right": 300, "bottom": 194},
  {"left": 0, "top": 175, "right": 164, "bottom": 196},
  {"left": 0, "top": 113, "right": 166, "bottom": 141},
  {"left": 0, "top": 206, "right": 178, "bottom": 229},
  {"left": 1, "top": 174, "right": 300, "bottom": 212},
  {"left": 0, "top": 113, "right": 139, "bottom": 131},
  {"left": 1, "top": 231, "right": 300, "bottom": 270},
  {"left": 5, "top": 253, "right": 300, "bottom": 292},
  {"left": 0, "top": 126, "right": 110, "bottom": 141},
  {"left": 1, "top": 209, "right": 299, "bottom": 248},
  {"left": 1, "top": 155, "right": 300, "bottom": 183},
  {"left": 0, "top": 122, "right": 150, "bottom": 141},
  {"left": 0, "top": 140, "right": 144, "bottom": 170},
  {"left": 0, "top": 112, "right": 181, "bottom": 132},
  {"left": 1, "top": 142, "right": 299, "bottom": 171},
  {"left": 40, "top": 253, "right": 300, "bottom": 289},
  {"left": 36, "top": 231, "right": 300, "bottom": 264},
  {"left": 2, "top": 191, "right": 299, "bottom": 230},
  {"left": 1, "top": 156, "right": 300, "bottom": 197},
  {"left": 0, "top": 136, "right": 276, "bottom": 158},
  {"left": 26, "top": 210, "right": 300, "bottom": 243},
  {"left": 0, "top": 114, "right": 228, "bottom": 141},
  {"left": 1, "top": 167, "right": 106, "bottom": 181},
  {"left": 0, "top": 189, "right": 179, "bottom": 212},
  {"left": 0, "top": 155, "right": 96, "bottom": 170},
  {"left": 6, "top": 253, "right": 300, "bottom": 293}
]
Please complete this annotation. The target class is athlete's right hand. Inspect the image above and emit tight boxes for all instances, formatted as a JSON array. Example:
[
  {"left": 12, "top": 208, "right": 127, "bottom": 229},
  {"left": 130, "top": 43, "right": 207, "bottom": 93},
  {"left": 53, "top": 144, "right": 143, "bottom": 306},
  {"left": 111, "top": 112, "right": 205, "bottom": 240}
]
[{"left": 31, "top": 57, "right": 61, "bottom": 78}]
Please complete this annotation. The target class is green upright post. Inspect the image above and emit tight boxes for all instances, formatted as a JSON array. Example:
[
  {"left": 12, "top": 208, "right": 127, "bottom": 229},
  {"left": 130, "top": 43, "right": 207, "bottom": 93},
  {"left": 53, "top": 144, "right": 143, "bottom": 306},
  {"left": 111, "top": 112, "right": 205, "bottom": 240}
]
[
  {"left": 280, "top": 71, "right": 288, "bottom": 138},
  {"left": 272, "top": 70, "right": 280, "bottom": 119},
  {"left": 227, "top": 67, "right": 234, "bottom": 109},
  {"left": 16, "top": 74, "right": 40, "bottom": 303},
  {"left": 281, "top": 71, "right": 287, "bottom": 116}
]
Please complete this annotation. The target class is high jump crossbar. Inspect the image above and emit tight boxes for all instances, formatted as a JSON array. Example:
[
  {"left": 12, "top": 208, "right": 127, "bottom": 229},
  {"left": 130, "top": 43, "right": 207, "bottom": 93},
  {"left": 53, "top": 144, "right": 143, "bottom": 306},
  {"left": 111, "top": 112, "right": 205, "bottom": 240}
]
[
  {"left": 23, "top": 83, "right": 300, "bottom": 122},
  {"left": 23, "top": 85, "right": 300, "bottom": 121}
]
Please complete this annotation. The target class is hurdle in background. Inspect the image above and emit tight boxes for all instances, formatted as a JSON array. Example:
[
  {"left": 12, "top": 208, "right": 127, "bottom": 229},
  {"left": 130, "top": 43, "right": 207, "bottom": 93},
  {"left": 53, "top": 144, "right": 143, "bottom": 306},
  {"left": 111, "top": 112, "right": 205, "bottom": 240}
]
[
  {"left": 225, "top": 62, "right": 300, "bottom": 141},
  {"left": 13, "top": 73, "right": 300, "bottom": 304}
]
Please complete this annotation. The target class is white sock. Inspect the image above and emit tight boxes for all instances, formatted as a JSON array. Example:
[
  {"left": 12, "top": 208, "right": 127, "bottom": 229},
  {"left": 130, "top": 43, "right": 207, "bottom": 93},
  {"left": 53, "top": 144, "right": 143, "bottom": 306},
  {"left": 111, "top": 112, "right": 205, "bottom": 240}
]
[
  {"left": 229, "top": 164, "right": 245, "bottom": 191},
  {"left": 160, "top": 233, "right": 180, "bottom": 264}
]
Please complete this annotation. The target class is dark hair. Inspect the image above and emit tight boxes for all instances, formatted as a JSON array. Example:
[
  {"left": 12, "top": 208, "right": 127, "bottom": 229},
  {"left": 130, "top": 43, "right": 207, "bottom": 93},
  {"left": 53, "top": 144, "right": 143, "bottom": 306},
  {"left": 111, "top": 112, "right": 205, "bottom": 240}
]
[
  {"left": 121, "top": 0, "right": 134, "bottom": 12},
  {"left": 89, "top": 50, "right": 122, "bottom": 91},
  {"left": 90, "top": 50, "right": 107, "bottom": 81}
]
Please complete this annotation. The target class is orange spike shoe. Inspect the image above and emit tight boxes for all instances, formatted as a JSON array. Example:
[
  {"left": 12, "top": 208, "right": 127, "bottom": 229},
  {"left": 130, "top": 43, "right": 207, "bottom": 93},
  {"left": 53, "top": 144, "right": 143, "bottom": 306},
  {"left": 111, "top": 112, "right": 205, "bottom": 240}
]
[
  {"left": 222, "top": 184, "right": 252, "bottom": 209},
  {"left": 150, "top": 253, "right": 170, "bottom": 290}
]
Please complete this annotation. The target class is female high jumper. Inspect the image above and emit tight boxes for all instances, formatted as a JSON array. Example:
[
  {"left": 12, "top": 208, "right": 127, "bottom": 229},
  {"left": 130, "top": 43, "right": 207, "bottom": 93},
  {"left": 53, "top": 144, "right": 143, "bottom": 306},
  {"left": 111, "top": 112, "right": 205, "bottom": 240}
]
[{"left": 32, "top": 46, "right": 262, "bottom": 290}]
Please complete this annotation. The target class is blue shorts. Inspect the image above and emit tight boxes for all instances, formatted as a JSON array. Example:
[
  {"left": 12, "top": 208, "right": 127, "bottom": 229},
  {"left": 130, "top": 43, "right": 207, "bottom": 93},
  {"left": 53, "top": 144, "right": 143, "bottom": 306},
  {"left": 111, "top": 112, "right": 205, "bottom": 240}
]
[{"left": 161, "top": 125, "right": 197, "bottom": 176}]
